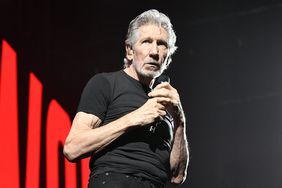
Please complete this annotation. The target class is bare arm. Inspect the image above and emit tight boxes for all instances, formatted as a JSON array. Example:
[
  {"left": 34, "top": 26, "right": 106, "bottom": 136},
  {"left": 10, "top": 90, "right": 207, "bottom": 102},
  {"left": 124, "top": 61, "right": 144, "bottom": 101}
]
[
  {"left": 148, "top": 82, "right": 189, "bottom": 185},
  {"left": 63, "top": 97, "right": 167, "bottom": 162},
  {"left": 64, "top": 111, "right": 130, "bottom": 162},
  {"left": 170, "top": 108, "right": 189, "bottom": 184}
]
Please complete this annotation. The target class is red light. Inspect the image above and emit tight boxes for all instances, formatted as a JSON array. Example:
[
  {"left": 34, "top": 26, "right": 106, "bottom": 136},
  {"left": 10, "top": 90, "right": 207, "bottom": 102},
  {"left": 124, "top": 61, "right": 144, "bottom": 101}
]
[
  {"left": 46, "top": 100, "right": 77, "bottom": 188},
  {"left": 0, "top": 39, "right": 89, "bottom": 188},
  {"left": 25, "top": 73, "right": 43, "bottom": 188},
  {"left": 0, "top": 40, "right": 20, "bottom": 188}
]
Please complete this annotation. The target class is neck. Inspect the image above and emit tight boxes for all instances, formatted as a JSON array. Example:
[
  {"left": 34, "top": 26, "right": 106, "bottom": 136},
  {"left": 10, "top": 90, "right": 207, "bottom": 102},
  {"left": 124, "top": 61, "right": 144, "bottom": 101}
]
[{"left": 123, "top": 67, "right": 153, "bottom": 87}]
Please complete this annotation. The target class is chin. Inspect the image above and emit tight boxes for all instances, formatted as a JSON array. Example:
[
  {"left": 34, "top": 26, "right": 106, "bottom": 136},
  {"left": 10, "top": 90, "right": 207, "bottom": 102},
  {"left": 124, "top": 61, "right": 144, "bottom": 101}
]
[{"left": 143, "top": 71, "right": 162, "bottom": 79}]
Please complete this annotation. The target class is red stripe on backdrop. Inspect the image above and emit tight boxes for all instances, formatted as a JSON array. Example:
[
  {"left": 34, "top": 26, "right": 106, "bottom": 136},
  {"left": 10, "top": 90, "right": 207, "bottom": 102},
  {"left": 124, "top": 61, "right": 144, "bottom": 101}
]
[
  {"left": 25, "top": 73, "right": 43, "bottom": 188},
  {"left": 0, "top": 39, "right": 91, "bottom": 188},
  {"left": 46, "top": 100, "right": 77, "bottom": 188},
  {"left": 0, "top": 40, "right": 20, "bottom": 188}
]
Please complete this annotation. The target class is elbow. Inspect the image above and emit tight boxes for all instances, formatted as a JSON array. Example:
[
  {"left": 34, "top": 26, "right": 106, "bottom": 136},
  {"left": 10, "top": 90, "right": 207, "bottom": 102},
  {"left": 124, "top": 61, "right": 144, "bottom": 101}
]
[
  {"left": 63, "top": 143, "right": 80, "bottom": 162},
  {"left": 171, "top": 174, "right": 186, "bottom": 185}
]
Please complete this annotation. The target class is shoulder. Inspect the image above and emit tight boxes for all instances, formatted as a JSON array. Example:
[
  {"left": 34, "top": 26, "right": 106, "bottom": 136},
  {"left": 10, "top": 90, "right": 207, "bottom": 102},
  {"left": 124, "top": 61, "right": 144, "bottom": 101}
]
[
  {"left": 81, "top": 71, "right": 124, "bottom": 98},
  {"left": 88, "top": 70, "right": 122, "bottom": 83}
]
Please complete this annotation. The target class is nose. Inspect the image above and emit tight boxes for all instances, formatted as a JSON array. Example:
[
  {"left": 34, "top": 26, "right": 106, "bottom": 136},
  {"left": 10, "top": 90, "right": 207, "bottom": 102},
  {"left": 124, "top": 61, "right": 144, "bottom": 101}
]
[
  {"left": 149, "top": 41, "right": 159, "bottom": 60},
  {"left": 150, "top": 41, "right": 159, "bottom": 54}
]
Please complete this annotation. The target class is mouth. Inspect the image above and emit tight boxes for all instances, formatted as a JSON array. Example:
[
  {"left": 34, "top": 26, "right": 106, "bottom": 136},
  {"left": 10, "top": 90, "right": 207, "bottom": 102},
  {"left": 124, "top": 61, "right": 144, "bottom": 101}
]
[{"left": 146, "top": 62, "right": 160, "bottom": 68}]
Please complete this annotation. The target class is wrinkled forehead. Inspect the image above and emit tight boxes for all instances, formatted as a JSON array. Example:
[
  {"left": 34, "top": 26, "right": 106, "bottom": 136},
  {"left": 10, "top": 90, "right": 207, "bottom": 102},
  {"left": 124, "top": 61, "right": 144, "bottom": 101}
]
[
  {"left": 138, "top": 24, "right": 168, "bottom": 39},
  {"left": 129, "top": 24, "right": 168, "bottom": 47}
]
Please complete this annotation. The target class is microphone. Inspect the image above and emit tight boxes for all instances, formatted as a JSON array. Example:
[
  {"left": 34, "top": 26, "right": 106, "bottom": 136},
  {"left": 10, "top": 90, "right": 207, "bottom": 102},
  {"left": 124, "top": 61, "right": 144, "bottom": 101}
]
[
  {"left": 152, "top": 74, "right": 170, "bottom": 89},
  {"left": 149, "top": 74, "right": 170, "bottom": 133}
]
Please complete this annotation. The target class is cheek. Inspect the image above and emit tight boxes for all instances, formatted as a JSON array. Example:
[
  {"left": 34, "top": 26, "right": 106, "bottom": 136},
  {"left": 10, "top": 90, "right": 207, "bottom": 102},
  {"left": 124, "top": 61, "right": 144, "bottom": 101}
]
[
  {"left": 160, "top": 52, "right": 168, "bottom": 61},
  {"left": 159, "top": 47, "right": 168, "bottom": 58},
  {"left": 134, "top": 50, "right": 147, "bottom": 61}
]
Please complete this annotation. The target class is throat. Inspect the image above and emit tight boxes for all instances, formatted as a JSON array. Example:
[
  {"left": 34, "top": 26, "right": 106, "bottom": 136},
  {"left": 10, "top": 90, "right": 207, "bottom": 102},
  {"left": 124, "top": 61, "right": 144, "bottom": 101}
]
[{"left": 123, "top": 67, "right": 153, "bottom": 86}]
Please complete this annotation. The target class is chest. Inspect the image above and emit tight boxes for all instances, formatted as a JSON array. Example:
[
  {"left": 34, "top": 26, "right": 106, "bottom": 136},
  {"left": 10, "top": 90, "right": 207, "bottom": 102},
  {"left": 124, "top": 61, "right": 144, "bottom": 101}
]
[{"left": 103, "top": 79, "right": 149, "bottom": 123}]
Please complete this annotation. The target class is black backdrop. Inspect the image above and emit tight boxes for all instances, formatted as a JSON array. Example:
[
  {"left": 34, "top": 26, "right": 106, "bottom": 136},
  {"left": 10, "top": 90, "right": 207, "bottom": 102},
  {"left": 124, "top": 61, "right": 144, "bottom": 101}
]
[{"left": 1, "top": 0, "right": 282, "bottom": 187}]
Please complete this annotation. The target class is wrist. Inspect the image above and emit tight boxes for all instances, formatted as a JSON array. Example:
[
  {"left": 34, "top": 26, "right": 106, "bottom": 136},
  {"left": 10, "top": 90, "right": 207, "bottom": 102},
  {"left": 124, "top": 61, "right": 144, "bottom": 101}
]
[
  {"left": 122, "top": 113, "right": 138, "bottom": 129},
  {"left": 172, "top": 104, "right": 186, "bottom": 127}
]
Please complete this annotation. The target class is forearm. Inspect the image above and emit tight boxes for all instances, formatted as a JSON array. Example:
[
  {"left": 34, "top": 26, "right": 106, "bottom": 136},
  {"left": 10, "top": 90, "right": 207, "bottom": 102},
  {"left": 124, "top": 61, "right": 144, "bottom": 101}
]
[
  {"left": 170, "top": 113, "right": 189, "bottom": 184},
  {"left": 64, "top": 113, "right": 136, "bottom": 162},
  {"left": 64, "top": 97, "right": 168, "bottom": 162}
]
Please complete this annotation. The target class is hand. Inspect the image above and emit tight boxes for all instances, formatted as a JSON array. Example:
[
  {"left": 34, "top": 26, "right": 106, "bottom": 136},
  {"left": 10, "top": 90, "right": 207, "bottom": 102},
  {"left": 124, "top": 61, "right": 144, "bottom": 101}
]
[
  {"left": 148, "top": 82, "right": 183, "bottom": 119},
  {"left": 128, "top": 97, "right": 167, "bottom": 127}
]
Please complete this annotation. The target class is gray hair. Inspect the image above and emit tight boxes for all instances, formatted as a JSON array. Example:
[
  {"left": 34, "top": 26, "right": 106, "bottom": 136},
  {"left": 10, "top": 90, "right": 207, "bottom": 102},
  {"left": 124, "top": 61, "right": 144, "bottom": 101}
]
[{"left": 124, "top": 9, "right": 177, "bottom": 68}]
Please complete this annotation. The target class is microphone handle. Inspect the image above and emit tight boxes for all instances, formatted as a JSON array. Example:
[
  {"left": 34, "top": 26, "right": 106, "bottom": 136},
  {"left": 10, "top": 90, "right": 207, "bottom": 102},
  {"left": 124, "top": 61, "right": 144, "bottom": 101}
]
[{"left": 148, "top": 74, "right": 171, "bottom": 133}]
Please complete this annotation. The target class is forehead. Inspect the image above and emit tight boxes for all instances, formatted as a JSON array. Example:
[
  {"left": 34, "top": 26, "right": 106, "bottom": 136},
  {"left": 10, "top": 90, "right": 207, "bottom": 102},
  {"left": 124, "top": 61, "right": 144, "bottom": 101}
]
[{"left": 138, "top": 24, "right": 168, "bottom": 40}]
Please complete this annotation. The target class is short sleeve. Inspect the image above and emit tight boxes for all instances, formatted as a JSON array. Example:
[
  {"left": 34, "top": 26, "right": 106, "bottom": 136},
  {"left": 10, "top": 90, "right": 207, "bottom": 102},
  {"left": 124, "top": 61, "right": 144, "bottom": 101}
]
[{"left": 77, "top": 74, "right": 111, "bottom": 121}]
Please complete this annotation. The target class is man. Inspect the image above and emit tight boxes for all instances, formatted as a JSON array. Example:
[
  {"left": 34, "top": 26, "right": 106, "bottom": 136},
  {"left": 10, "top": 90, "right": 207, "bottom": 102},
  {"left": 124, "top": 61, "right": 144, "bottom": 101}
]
[{"left": 64, "top": 9, "right": 189, "bottom": 188}]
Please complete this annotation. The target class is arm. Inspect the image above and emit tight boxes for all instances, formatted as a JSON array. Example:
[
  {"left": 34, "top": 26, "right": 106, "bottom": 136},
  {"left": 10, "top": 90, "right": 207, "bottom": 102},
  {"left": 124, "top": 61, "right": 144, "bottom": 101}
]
[
  {"left": 64, "top": 111, "right": 130, "bottom": 162},
  {"left": 63, "top": 97, "right": 167, "bottom": 162},
  {"left": 148, "top": 82, "right": 189, "bottom": 185},
  {"left": 170, "top": 108, "right": 189, "bottom": 184}
]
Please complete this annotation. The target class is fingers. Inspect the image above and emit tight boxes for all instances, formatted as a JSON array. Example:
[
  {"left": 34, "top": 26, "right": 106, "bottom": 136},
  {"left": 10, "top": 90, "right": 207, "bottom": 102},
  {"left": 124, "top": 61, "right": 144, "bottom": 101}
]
[
  {"left": 134, "top": 98, "right": 167, "bottom": 126},
  {"left": 149, "top": 89, "right": 174, "bottom": 99},
  {"left": 148, "top": 83, "right": 179, "bottom": 103},
  {"left": 149, "top": 85, "right": 182, "bottom": 119},
  {"left": 155, "top": 97, "right": 172, "bottom": 106},
  {"left": 151, "top": 98, "right": 167, "bottom": 119},
  {"left": 150, "top": 82, "right": 175, "bottom": 94},
  {"left": 154, "top": 81, "right": 172, "bottom": 90},
  {"left": 157, "top": 109, "right": 167, "bottom": 121}
]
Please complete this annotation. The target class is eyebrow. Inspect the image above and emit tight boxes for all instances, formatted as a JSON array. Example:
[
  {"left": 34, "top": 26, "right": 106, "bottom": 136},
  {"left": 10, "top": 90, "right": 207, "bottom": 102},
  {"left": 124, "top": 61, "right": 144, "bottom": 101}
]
[
  {"left": 142, "top": 37, "right": 168, "bottom": 46},
  {"left": 157, "top": 39, "right": 168, "bottom": 47}
]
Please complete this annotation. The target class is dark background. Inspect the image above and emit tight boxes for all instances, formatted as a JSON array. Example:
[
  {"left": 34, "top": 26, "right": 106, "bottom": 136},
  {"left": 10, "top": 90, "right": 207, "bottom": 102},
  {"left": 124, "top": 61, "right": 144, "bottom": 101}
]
[{"left": 1, "top": 0, "right": 282, "bottom": 187}]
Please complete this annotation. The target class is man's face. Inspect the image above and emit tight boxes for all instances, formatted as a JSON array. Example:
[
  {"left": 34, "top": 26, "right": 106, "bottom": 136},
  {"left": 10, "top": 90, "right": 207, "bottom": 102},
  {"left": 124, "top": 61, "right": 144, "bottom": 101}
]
[{"left": 127, "top": 24, "right": 169, "bottom": 79}]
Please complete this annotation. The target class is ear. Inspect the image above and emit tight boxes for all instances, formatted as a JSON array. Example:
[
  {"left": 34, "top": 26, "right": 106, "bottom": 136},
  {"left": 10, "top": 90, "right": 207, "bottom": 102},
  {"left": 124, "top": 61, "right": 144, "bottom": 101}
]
[{"left": 125, "top": 44, "right": 134, "bottom": 61}]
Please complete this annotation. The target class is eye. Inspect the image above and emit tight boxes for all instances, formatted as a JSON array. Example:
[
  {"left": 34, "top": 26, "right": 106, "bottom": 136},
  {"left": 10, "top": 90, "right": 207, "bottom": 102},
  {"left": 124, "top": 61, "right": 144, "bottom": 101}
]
[
  {"left": 142, "top": 39, "right": 152, "bottom": 44},
  {"left": 157, "top": 41, "right": 168, "bottom": 48}
]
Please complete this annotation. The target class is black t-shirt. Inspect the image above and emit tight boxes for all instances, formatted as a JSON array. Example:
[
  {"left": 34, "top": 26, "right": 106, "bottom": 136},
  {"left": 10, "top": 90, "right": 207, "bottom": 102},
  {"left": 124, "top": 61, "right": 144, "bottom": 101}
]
[{"left": 77, "top": 70, "right": 174, "bottom": 186}]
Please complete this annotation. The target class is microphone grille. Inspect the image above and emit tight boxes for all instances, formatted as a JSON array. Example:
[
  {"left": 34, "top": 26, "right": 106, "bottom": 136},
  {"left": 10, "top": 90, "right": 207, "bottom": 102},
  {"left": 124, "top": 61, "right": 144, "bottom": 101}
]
[{"left": 153, "top": 75, "right": 170, "bottom": 88}]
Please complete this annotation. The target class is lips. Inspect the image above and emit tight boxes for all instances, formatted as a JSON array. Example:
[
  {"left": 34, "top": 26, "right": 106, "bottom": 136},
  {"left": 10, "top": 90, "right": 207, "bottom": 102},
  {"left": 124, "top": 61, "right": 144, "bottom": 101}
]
[{"left": 146, "top": 62, "right": 160, "bottom": 68}]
